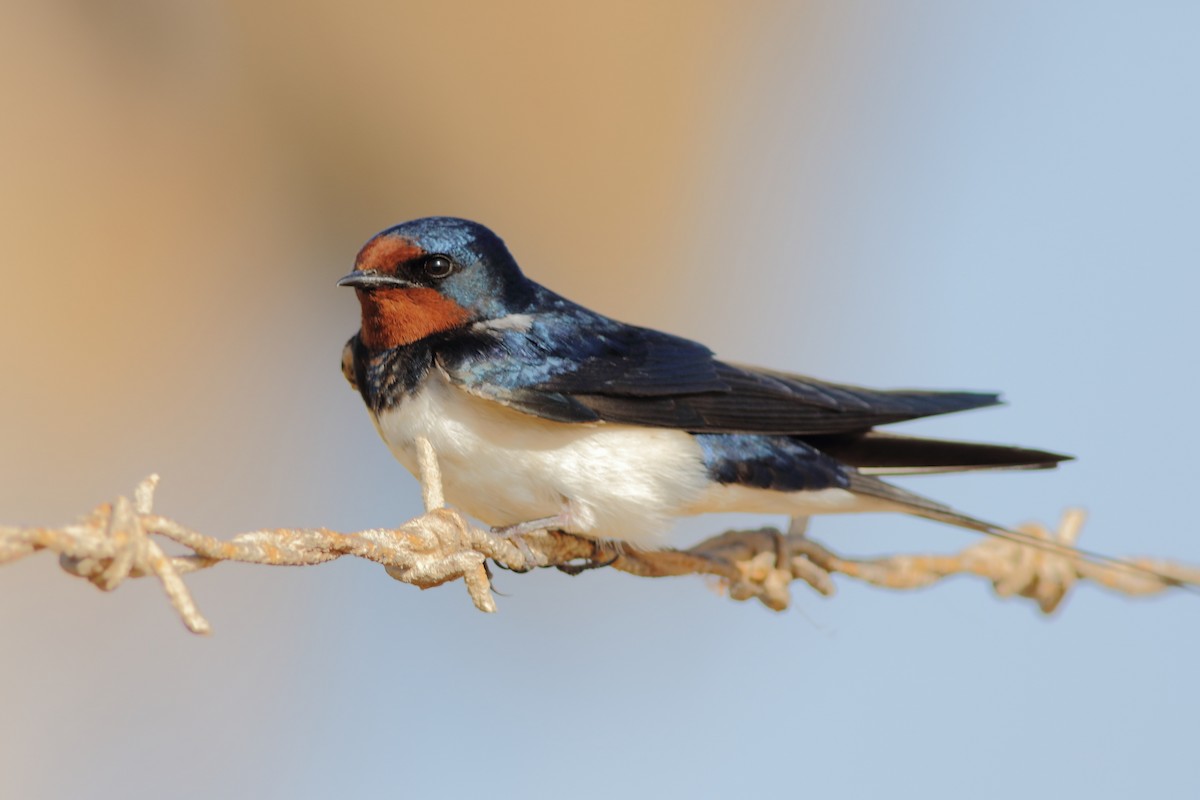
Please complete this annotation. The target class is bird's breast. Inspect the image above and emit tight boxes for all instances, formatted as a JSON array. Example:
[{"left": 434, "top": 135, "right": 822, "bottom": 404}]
[{"left": 371, "top": 371, "right": 712, "bottom": 547}]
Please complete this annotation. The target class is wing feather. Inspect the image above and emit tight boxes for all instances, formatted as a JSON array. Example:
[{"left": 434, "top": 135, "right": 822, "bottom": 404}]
[{"left": 439, "top": 312, "right": 1000, "bottom": 435}]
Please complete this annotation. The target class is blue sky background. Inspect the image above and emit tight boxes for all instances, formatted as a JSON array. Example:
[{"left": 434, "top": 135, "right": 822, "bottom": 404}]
[{"left": 1, "top": 3, "right": 1197, "bottom": 798}]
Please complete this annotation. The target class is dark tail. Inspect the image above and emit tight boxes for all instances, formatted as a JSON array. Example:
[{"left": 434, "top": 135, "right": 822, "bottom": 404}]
[{"left": 809, "top": 431, "right": 1071, "bottom": 475}]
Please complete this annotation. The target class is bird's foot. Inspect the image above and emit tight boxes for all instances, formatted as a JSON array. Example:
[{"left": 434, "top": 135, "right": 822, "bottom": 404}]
[
  {"left": 488, "top": 516, "right": 575, "bottom": 569},
  {"left": 555, "top": 539, "right": 622, "bottom": 576},
  {"left": 490, "top": 513, "right": 573, "bottom": 538}
]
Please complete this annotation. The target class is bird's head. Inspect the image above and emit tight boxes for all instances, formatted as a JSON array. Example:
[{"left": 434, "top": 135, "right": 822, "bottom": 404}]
[{"left": 338, "top": 217, "right": 531, "bottom": 350}]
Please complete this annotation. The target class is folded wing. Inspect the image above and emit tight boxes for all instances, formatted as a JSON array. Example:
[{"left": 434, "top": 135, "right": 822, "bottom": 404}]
[{"left": 442, "top": 312, "right": 1004, "bottom": 436}]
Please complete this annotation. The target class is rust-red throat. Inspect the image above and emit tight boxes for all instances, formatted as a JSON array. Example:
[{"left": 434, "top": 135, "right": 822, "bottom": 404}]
[{"left": 353, "top": 234, "right": 471, "bottom": 349}]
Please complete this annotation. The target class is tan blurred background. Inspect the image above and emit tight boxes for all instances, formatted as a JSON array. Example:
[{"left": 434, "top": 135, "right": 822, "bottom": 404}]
[
  {"left": 0, "top": 0, "right": 789, "bottom": 510},
  {"left": 3, "top": 3, "right": 1198, "bottom": 799}
]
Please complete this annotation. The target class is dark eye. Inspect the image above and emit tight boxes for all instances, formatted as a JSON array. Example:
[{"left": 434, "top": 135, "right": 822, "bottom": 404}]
[{"left": 422, "top": 254, "right": 455, "bottom": 279}]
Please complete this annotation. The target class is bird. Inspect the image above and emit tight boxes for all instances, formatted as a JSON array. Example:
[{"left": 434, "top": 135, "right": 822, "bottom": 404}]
[{"left": 338, "top": 216, "right": 1070, "bottom": 552}]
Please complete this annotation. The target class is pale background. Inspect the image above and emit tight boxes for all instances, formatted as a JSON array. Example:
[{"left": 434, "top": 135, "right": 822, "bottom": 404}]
[{"left": 1, "top": 2, "right": 1197, "bottom": 798}]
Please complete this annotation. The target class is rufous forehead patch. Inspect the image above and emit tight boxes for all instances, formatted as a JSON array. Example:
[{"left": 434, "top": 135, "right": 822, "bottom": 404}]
[{"left": 355, "top": 234, "right": 426, "bottom": 274}]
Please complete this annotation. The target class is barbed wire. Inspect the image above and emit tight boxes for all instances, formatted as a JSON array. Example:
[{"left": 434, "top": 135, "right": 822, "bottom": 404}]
[{"left": 1, "top": 438, "right": 1194, "bottom": 633}]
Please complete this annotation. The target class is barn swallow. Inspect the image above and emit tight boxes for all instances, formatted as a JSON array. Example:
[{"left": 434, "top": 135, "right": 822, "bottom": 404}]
[{"left": 338, "top": 216, "right": 1069, "bottom": 551}]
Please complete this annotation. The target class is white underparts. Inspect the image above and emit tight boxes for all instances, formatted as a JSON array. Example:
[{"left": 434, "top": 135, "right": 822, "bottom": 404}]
[{"left": 373, "top": 371, "right": 896, "bottom": 547}]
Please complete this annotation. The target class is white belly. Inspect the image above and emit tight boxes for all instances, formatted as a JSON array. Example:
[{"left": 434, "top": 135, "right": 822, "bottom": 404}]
[
  {"left": 372, "top": 371, "right": 894, "bottom": 547},
  {"left": 373, "top": 371, "right": 713, "bottom": 547}
]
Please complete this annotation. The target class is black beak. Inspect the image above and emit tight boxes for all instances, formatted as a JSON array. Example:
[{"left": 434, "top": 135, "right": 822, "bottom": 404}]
[{"left": 336, "top": 270, "right": 413, "bottom": 289}]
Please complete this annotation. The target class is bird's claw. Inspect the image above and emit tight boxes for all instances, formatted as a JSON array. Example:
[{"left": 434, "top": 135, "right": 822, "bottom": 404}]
[{"left": 555, "top": 540, "right": 620, "bottom": 576}]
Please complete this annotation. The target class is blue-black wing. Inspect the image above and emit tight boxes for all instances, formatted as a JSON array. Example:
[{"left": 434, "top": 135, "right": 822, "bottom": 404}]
[{"left": 437, "top": 310, "right": 1001, "bottom": 436}]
